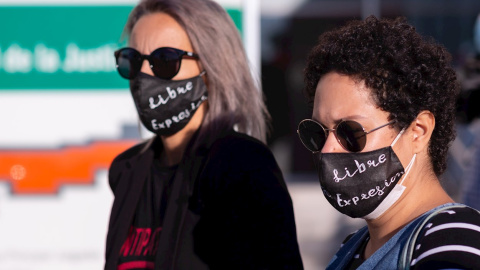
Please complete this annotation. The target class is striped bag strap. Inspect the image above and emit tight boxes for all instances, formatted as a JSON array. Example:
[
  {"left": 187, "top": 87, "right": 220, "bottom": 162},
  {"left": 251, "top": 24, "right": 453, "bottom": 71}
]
[{"left": 398, "top": 203, "right": 475, "bottom": 269}]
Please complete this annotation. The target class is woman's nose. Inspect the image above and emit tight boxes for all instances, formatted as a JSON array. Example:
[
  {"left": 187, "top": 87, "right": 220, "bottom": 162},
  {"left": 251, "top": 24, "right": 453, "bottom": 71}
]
[
  {"left": 140, "top": 59, "right": 153, "bottom": 76},
  {"left": 321, "top": 132, "right": 345, "bottom": 153}
]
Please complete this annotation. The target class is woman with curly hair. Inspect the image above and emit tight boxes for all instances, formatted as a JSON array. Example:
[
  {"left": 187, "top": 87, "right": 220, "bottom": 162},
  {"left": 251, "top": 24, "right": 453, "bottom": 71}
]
[{"left": 298, "top": 16, "right": 480, "bottom": 269}]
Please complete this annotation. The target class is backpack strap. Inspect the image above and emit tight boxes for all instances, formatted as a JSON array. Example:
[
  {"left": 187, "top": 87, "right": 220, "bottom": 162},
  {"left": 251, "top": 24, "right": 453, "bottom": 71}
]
[
  {"left": 326, "top": 226, "right": 369, "bottom": 270},
  {"left": 398, "top": 203, "right": 473, "bottom": 269}
]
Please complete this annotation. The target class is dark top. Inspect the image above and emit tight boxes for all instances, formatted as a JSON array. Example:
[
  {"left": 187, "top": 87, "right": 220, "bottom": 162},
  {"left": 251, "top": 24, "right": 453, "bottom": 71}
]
[
  {"left": 117, "top": 163, "right": 177, "bottom": 269},
  {"left": 343, "top": 206, "right": 480, "bottom": 269},
  {"left": 104, "top": 130, "right": 304, "bottom": 270}
]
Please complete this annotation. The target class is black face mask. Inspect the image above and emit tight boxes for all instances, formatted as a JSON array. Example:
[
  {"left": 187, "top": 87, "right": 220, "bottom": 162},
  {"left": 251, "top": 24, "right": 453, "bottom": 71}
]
[
  {"left": 130, "top": 72, "right": 208, "bottom": 136},
  {"left": 313, "top": 130, "right": 416, "bottom": 219}
]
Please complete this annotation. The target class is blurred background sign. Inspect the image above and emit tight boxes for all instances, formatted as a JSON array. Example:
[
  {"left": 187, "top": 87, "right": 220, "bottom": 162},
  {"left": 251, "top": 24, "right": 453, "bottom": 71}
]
[
  {"left": 0, "top": 4, "right": 242, "bottom": 90},
  {"left": 0, "top": 6, "right": 131, "bottom": 90}
]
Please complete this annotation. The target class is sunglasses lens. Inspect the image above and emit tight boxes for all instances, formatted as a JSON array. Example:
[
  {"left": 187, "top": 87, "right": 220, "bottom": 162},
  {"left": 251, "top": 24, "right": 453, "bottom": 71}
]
[
  {"left": 151, "top": 48, "right": 182, "bottom": 79},
  {"left": 115, "top": 48, "right": 142, "bottom": 79},
  {"left": 336, "top": 121, "right": 366, "bottom": 152},
  {"left": 298, "top": 120, "right": 327, "bottom": 152}
]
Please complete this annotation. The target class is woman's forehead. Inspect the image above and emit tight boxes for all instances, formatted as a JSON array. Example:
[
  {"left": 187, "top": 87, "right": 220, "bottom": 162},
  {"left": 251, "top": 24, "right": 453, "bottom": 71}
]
[
  {"left": 129, "top": 12, "right": 192, "bottom": 52},
  {"left": 312, "top": 72, "right": 387, "bottom": 126}
]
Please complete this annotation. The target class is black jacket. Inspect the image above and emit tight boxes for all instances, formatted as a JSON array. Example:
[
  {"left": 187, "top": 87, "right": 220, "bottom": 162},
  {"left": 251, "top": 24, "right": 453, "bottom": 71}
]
[{"left": 105, "top": 130, "right": 304, "bottom": 270}]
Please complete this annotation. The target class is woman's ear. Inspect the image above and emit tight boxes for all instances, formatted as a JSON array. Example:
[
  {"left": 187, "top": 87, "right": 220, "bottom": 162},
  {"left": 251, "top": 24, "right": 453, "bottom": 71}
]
[{"left": 410, "top": 110, "right": 435, "bottom": 154}]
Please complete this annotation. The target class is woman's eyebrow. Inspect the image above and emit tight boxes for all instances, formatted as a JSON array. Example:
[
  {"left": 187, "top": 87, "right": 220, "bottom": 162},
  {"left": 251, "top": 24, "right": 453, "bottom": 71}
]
[
  {"left": 338, "top": 114, "right": 368, "bottom": 121},
  {"left": 314, "top": 114, "right": 367, "bottom": 126}
]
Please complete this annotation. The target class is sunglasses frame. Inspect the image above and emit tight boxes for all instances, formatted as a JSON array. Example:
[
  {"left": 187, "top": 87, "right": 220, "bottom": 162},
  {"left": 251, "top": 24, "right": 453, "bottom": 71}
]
[
  {"left": 114, "top": 47, "right": 200, "bottom": 80},
  {"left": 297, "top": 118, "right": 396, "bottom": 153}
]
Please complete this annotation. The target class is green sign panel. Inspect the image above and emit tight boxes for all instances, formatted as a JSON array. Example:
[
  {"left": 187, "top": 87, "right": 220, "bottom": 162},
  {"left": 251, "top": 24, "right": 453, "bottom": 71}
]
[{"left": 0, "top": 6, "right": 242, "bottom": 90}]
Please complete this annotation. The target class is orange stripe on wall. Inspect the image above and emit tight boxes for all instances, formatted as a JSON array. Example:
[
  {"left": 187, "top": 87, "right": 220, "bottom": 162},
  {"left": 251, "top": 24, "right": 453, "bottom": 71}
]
[{"left": 0, "top": 140, "right": 138, "bottom": 194}]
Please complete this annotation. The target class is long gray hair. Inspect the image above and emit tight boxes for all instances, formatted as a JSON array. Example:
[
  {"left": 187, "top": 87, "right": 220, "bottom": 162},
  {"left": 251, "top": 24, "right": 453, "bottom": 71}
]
[{"left": 124, "top": 0, "right": 270, "bottom": 144}]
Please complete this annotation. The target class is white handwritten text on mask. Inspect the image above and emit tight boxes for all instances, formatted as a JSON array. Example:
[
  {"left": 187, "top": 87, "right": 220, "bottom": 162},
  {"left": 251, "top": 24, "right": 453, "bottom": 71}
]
[
  {"left": 148, "top": 81, "right": 193, "bottom": 109},
  {"left": 333, "top": 154, "right": 386, "bottom": 182},
  {"left": 335, "top": 171, "right": 404, "bottom": 207},
  {"left": 150, "top": 95, "right": 207, "bottom": 130}
]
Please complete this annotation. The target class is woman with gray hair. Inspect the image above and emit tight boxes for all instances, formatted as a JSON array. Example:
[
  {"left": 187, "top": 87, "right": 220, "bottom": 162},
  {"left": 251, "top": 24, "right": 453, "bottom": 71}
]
[{"left": 104, "top": 0, "right": 303, "bottom": 269}]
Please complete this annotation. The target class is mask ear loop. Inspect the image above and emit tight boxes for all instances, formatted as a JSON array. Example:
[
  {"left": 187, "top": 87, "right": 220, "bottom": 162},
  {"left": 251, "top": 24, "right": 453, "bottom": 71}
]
[
  {"left": 399, "top": 153, "right": 416, "bottom": 185},
  {"left": 391, "top": 127, "right": 417, "bottom": 186},
  {"left": 391, "top": 128, "right": 405, "bottom": 147}
]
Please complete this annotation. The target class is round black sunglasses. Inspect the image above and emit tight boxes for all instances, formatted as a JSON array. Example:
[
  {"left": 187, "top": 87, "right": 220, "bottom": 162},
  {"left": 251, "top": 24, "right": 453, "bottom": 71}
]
[
  {"left": 114, "top": 47, "right": 199, "bottom": 80},
  {"left": 297, "top": 119, "right": 396, "bottom": 153}
]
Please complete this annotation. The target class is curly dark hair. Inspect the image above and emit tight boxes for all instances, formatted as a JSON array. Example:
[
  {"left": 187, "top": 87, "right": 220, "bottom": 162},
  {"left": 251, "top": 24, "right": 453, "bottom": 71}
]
[{"left": 304, "top": 16, "right": 459, "bottom": 176}]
